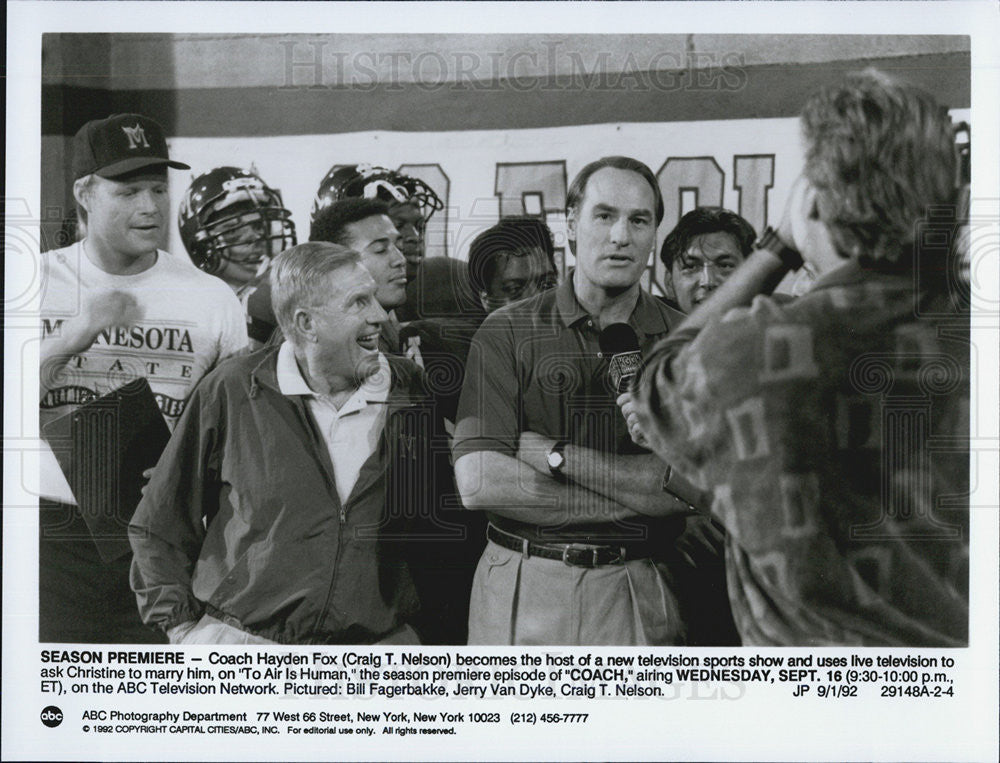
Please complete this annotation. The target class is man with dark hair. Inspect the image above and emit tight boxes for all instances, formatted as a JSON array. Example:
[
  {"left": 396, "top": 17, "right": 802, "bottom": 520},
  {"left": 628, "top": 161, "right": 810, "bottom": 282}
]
[
  {"left": 310, "top": 198, "right": 408, "bottom": 353},
  {"left": 660, "top": 207, "right": 756, "bottom": 314},
  {"left": 466, "top": 216, "right": 558, "bottom": 313},
  {"left": 564, "top": 155, "right": 665, "bottom": 227},
  {"left": 627, "top": 70, "right": 969, "bottom": 646},
  {"left": 309, "top": 197, "right": 408, "bottom": 309},
  {"left": 452, "top": 156, "right": 692, "bottom": 646},
  {"left": 130, "top": 242, "right": 444, "bottom": 645},
  {"left": 406, "top": 216, "right": 558, "bottom": 425}
]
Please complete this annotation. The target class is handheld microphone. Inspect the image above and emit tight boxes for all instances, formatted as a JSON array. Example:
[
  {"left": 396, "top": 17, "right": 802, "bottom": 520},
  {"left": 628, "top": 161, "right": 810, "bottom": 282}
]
[
  {"left": 600, "top": 323, "right": 709, "bottom": 513},
  {"left": 599, "top": 323, "right": 641, "bottom": 394}
]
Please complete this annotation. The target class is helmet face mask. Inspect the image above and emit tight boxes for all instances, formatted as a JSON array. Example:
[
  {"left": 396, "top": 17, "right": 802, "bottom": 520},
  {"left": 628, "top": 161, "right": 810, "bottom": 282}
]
[
  {"left": 204, "top": 203, "right": 294, "bottom": 264},
  {"left": 311, "top": 164, "right": 443, "bottom": 279},
  {"left": 311, "top": 163, "right": 443, "bottom": 227},
  {"left": 179, "top": 167, "right": 296, "bottom": 285},
  {"left": 390, "top": 175, "right": 445, "bottom": 225}
]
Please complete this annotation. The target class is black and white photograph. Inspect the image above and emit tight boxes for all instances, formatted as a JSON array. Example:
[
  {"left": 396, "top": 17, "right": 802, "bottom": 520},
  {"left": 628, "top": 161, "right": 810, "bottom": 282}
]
[{"left": 4, "top": 2, "right": 998, "bottom": 761}]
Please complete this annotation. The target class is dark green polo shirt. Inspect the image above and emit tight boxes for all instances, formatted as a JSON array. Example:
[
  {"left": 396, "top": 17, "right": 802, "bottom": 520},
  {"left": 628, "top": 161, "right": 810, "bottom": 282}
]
[{"left": 453, "top": 276, "right": 686, "bottom": 544}]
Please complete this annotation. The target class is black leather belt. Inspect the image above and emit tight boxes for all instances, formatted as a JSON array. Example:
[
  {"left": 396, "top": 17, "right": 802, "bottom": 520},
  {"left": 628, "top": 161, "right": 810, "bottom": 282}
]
[{"left": 486, "top": 523, "right": 653, "bottom": 568}]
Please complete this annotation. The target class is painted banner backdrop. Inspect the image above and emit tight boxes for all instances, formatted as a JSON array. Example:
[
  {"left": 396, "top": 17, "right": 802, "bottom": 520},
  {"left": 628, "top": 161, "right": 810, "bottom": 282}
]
[{"left": 168, "top": 109, "right": 967, "bottom": 295}]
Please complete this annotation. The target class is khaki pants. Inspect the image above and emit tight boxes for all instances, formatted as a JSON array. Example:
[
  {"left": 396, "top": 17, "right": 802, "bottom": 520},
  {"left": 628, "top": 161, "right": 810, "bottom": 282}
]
[{"left": 468, "top": 539, "right": 685, "bottom": 645}]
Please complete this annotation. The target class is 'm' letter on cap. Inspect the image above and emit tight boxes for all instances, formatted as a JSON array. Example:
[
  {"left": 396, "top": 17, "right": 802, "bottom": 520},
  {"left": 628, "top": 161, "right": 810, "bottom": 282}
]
[{"left": 72, "top": 113, "right": 190, "bottom": 180}]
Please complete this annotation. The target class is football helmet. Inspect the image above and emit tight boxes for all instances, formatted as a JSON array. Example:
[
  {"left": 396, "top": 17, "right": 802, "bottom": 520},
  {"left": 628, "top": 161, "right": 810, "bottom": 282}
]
[
  {"left": 310, "top": 163, "right": 443, "bottom": 225},
  {"left": 178, "top": 166, "right": 296, "bottom": 276}
]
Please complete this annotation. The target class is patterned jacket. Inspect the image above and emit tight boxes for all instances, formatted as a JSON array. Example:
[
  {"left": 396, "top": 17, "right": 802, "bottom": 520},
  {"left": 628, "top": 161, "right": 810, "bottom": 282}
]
[{"left": 633, "top": 259, "right": 969, "bottom": 646}]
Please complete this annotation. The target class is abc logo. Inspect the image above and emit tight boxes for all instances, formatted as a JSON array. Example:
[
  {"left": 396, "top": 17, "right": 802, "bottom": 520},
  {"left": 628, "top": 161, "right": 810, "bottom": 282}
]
[{"left": 40, "top": 706, "right": 63, "bottom": 728}]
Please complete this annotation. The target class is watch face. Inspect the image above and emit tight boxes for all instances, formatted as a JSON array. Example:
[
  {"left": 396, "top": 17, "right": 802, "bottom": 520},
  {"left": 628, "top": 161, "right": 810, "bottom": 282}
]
[{"left": 547, "top": 450, "right": 564, "bottom": 469}]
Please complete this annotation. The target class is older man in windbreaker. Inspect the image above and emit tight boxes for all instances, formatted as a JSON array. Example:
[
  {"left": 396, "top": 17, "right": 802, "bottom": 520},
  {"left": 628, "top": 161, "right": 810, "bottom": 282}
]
[{"left": 130, "top": 242, "right": 449, "bottom": 645}]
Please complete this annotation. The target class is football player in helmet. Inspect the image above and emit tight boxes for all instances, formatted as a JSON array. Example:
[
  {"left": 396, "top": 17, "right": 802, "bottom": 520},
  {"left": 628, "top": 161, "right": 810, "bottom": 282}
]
[
  {"left": 311, "top": 163, "right": 443, "bottom": 281},
  {"left": 179, "top": 166, "right": 297, "bottom": 291}
]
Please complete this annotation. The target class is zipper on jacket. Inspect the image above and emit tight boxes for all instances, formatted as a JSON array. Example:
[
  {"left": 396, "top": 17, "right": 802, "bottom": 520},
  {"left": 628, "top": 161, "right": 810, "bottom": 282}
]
[
  {"left": 314, "top": 370, "right": 420, "bottom": 639},
  {"left": 290, "top": 392, "right": 348, "bottom": 637},
  {"left": 317, "top": 495, "right": 350, "bottom": 640},
  {"left": 316, "top": 406, "right": 402, "bottom": 637}
]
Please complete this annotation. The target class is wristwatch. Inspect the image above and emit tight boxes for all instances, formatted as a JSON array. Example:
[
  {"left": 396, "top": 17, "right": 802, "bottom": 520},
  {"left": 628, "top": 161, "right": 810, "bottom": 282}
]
[
  {"left": 756, "top": 226, "right": 804, "bottom": 271},
  {"left": 547, "top": 440, "right": 568, "bottom": 481}
]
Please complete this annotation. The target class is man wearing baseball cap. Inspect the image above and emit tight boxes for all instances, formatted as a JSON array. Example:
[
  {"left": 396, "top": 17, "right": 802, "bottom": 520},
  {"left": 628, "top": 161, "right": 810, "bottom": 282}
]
[
  {"left": 73, "top": 113, "right": 192, "bottom": 179},
  {"left": 39, "top": 114, "right": 247, "bottom": 643}
]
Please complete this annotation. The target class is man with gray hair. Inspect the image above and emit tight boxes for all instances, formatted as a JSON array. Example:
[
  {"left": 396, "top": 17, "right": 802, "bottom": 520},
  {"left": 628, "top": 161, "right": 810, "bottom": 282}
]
[{"left": 130, "top": 241, "right": 446, "bottom": 644}]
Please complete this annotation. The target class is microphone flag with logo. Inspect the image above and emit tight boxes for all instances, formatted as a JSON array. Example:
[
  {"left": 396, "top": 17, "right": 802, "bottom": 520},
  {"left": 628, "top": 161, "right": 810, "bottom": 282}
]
[{"left": 599, "top": 323, "right": 642, "bottom": 394}]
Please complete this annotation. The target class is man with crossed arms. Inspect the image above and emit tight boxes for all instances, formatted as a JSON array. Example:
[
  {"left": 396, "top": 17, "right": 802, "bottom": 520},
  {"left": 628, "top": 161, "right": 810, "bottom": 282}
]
[{"left": 452, "top": 156, "right": 694, "bottom": 645}]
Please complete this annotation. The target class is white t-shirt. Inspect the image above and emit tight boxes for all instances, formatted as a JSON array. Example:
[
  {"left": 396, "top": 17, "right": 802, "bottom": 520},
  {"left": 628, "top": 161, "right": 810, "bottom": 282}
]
[{"left": 39, "top": 242, "right": 247, "bottom": 503}]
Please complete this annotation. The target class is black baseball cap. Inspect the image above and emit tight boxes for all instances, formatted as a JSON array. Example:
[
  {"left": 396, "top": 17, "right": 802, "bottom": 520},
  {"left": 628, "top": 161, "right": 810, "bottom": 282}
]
[{"left": 72, "top": 113, "right": 190, "bottom": 180}]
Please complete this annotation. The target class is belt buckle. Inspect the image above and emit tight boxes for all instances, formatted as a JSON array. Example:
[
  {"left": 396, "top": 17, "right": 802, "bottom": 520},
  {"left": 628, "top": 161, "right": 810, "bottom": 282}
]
[{"left": 560, "top": 543, "right": 625, "bottom": 568}]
